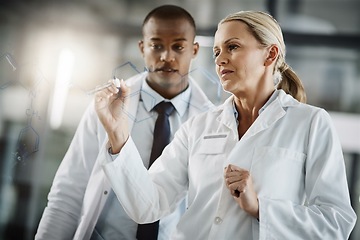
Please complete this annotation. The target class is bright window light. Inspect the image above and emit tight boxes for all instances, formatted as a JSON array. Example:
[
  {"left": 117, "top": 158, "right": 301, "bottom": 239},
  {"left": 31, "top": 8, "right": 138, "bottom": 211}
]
[{"left": 50, "top": 48, "right": 74, "bottom": 129}]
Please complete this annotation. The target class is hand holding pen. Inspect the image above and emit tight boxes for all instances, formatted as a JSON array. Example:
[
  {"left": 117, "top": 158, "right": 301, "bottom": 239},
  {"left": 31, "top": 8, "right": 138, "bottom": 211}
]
[
  {"left": 94, "top": 78, "right": 131, "bottom": 154},
  {"left": 87, "top": 78, "right": 121, "bottom": 95},
  {"left": 224, "top": 164, "right": 259, "bottom": 219}
]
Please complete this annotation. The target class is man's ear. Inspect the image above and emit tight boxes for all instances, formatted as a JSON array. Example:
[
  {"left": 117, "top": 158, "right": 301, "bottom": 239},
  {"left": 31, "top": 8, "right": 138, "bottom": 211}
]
[
  {"left": 192, "top": 42, "right": 200, "bottom": 58},
  {"left": 138, "top": 40, "right": 144, "bottom": 56},
  {"left": 264, "top": 45, "right": 279, "bottom": 66}
]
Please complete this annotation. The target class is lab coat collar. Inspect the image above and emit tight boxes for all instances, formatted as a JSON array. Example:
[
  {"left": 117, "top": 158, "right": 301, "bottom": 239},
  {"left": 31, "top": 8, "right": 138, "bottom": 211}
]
[
  {"left": 214, "top": 97, "right": 239, "bottom": 138},
  {"left": 244, "top": 89, "right": 300, "bottom": 140},
  {"left": 214, "top": 89, "right": 300, "bottom": 140}
]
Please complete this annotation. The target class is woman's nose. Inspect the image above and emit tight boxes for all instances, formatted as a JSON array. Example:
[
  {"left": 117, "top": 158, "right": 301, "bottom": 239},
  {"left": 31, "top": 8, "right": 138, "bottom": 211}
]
[{"left": 215, "top": 52, "right": 228, "bottom": 66}]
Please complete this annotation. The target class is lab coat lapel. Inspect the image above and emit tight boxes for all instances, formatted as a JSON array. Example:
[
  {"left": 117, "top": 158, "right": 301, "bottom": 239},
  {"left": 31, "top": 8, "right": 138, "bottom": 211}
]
[
  {"left": 216, "top": 91, "right": 298, "bottom": 141},
  {"left": 124, "top": 73, "right": 144, "bottom": 131},
  {"left": 187, "top": 78, "right": 214, "bottom": 116},
  {"left": 241, "top": 90, "right": 298, "bottom": 141},
  {"left": 224, "top": 91, "right": 289, "bottom": 170},
  {"left": 216, "top": 96, "right": 239, "bottom": 138},
  {"left": 242, "top": 99, "right": 286, "bottom": 140},
  {"left": 75, "top": 141, "right": 110, "bottom": 239}
]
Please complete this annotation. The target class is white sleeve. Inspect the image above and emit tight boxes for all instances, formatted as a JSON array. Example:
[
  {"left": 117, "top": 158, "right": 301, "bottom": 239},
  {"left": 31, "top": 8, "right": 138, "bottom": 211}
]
[
  {"left": 35, "top": 102, "right": 101, "bottom": 240},
  {"left": 102, "top": 124, "right": 189, "bottom": 224}
]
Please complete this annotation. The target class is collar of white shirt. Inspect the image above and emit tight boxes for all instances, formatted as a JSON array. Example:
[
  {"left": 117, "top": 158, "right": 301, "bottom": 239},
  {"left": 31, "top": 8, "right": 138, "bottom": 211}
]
[{"left": 141, "top": 79, "right": 192, "bottom": 117}]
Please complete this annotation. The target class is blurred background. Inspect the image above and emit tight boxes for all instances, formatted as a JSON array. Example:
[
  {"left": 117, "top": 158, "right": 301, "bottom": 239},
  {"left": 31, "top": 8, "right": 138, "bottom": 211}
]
[{"left": 0, "top": 0, "right": 359, "bottom": 239}]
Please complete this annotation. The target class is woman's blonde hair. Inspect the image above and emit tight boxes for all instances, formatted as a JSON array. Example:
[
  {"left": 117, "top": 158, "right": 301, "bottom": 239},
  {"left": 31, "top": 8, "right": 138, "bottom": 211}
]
[{"left": 219, "top": 11, "right": 306, "bottom": 103}]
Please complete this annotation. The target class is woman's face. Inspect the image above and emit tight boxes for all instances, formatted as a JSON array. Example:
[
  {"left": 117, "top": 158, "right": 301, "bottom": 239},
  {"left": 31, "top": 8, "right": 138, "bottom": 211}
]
[{"left": 213, "top": 21, "right": 270, "bottom": 96}]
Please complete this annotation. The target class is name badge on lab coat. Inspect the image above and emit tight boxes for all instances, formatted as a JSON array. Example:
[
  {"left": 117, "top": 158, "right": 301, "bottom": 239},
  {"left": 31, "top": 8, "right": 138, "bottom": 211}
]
[{"left": 198, "top": 133, "right": 228, "bottom": 154}]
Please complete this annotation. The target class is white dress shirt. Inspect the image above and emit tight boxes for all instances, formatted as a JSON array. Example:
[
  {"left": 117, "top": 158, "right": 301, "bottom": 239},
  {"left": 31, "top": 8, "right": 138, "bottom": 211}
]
[{"left": 102, "top": 90, "right": 357, "bottom": 240}]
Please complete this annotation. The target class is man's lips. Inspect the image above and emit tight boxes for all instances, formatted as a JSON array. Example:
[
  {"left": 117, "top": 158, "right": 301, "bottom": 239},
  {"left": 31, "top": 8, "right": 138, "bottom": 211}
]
[
  {"left": 155, "top": 67, "right": 177, "bottom": 72},
  {"left": 147, "top": 64, "right": 178, "bottom": 73}
]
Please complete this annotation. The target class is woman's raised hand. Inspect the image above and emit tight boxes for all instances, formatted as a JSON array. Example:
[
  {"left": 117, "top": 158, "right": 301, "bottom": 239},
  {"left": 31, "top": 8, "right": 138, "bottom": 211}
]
[{"left": 94, "top": 79, "right": 130, "bottom": 153}]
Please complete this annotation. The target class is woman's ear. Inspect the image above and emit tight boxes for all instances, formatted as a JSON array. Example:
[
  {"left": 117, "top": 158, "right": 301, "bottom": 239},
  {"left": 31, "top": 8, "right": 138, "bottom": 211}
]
[{"left": 264, "top": 45, "right": 279, "bottom": 66}]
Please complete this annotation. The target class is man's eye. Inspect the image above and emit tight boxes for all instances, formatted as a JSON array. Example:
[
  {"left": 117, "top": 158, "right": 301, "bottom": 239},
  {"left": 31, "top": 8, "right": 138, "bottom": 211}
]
[
  {"left": 151, "top": 44, "right": 162, "bottom": 50},
  {"left": 173, "top": 45, "right": 184, "bottom": 51}
]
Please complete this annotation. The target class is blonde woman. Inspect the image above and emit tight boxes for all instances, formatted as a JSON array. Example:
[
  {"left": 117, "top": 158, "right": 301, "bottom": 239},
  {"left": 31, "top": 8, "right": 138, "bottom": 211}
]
[{"left": 95, "top": 11, "right": 357, "bottom": 239}]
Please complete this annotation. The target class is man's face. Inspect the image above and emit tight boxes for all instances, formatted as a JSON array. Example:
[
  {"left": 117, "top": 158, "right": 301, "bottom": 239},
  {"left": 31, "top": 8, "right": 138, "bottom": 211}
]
[{"left": 139, "top": 17, "right": 199, "bottom": 98}]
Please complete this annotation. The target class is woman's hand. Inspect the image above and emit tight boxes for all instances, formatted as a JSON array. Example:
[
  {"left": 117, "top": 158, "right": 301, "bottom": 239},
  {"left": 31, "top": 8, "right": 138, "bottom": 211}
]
[
  {"left": 94, "top": 79, "right": 130, "bottom": 153},
  {"left": 224, "top": 164, "right": 259, "bottom": 219}
]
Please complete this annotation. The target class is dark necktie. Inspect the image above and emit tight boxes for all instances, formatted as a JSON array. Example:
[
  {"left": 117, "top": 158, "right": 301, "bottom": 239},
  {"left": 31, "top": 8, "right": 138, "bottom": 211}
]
[{"left": 136, "top": 101, "right": 175, "bottom": 240}]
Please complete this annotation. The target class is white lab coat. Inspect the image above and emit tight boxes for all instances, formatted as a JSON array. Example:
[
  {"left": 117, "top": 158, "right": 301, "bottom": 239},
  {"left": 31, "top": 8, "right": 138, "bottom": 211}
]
[
  {"left": 35, "top": 72, "right": 214, "bottom": 240},
  {"left": 102, "top": 90, "right": 357, "bottom": 240}
]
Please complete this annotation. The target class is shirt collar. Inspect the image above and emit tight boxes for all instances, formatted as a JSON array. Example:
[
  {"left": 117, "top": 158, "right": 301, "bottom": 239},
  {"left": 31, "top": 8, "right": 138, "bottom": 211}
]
[
  {"left": 141, "top": 79, "right": 191, "bottom": 117},
  {"left": 232, "top": 101, "right": 239, "bottom": 126},
  {"left": 259, "top": 90, "right": 279, "bottom": 114}
]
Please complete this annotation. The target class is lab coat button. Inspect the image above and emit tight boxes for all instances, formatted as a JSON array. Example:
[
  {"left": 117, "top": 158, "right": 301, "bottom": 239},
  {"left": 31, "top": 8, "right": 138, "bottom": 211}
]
[
  {"left": 104, "top": 190, "right": 108, "bottom": 195},
  {"left": 214, "top": 217, "right": 223, "bottom": 224}
]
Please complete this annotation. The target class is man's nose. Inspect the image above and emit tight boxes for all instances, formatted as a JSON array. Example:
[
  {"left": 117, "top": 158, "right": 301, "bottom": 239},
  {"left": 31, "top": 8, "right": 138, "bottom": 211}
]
[{"left": 160, "top": 50, "right": 175, "bottom": 62}]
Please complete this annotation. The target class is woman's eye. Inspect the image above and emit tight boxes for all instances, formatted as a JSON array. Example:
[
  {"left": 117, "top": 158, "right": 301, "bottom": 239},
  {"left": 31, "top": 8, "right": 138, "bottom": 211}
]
[
  {"left": 213, "top": 51, "right": 220, "bottom": 58},
  {"left": 228, "top": 44, "right": 239, "bottom": 51}
]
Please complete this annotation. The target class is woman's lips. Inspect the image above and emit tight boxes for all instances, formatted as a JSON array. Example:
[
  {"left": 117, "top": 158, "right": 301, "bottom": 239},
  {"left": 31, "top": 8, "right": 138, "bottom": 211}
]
[{"left": 220, "top": 69, "right": 233, "bottom": 77}]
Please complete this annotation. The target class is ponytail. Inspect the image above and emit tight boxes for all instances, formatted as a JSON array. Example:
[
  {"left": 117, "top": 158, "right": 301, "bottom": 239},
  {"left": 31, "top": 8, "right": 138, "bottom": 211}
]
[{"left": 277, "top": 63, "right": 307, "bottom": 103}]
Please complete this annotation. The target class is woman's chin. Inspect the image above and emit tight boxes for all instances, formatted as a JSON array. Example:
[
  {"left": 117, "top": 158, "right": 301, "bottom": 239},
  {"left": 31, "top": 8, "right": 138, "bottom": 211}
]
[{"left": 221, "top": 81, "right": 233, "bottom": 93}]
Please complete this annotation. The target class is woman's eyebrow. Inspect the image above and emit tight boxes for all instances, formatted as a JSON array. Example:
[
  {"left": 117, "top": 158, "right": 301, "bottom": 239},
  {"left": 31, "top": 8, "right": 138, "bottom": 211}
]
[{"left": 213, "top": 37, "right": 240, "bottom": 50}]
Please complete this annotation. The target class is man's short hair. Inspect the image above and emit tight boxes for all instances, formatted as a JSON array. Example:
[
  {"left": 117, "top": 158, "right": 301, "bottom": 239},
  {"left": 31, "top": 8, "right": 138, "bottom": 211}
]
[{"left": 142, "top": 5, "right": 196, "bottom": 35}]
